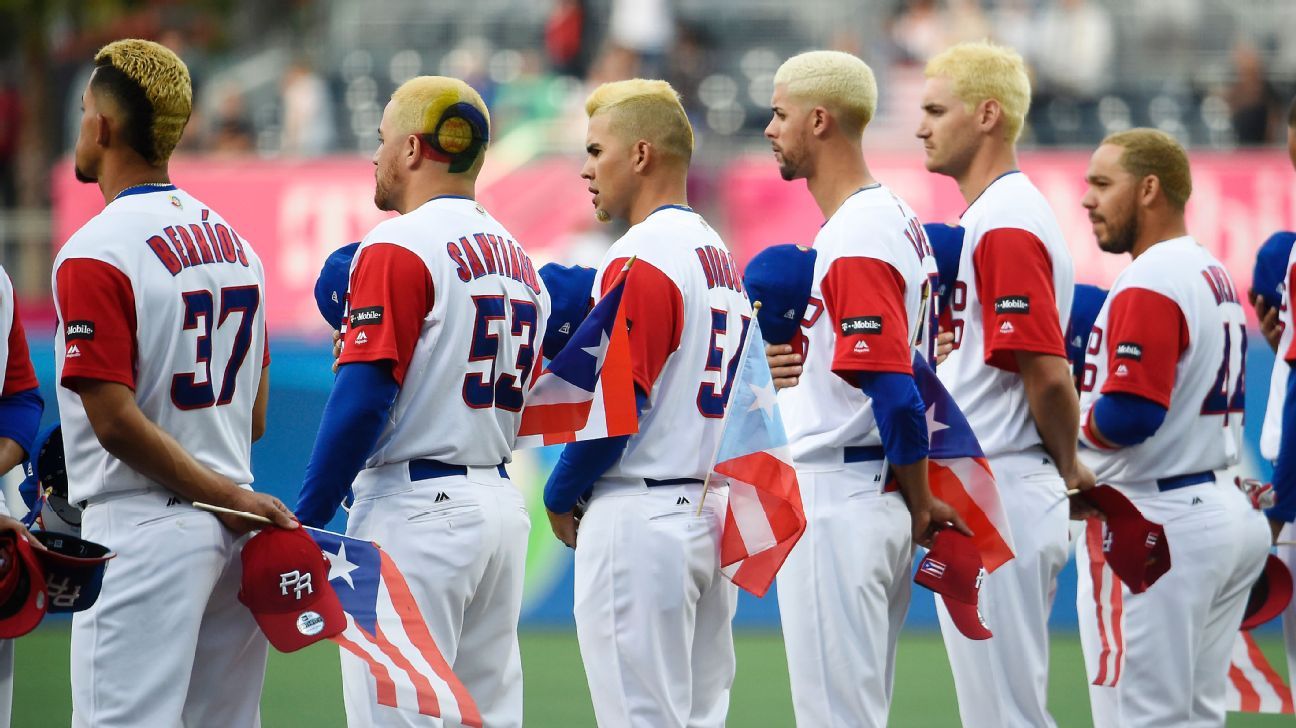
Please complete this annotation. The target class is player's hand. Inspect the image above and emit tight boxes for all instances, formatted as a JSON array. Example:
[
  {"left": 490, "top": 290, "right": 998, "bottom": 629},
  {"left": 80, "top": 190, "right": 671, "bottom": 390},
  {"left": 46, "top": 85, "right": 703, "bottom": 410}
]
[
  {"left": 766, "top": 344, "right": 803, "bottom": 390},
  {"left": 0, "top": 515, "right": 46, "bottom": 552},
  {"left": 1063, "top": 461, "right": 1100, "bottom": 520},
  {"left": 221, "top": 490, "right": 299, "bottom": 534},
  {"left": 934, "top": 329, "right": 955, "bottom": 366},
  {"left": 547, "top": 509, "right": 579, "bottom": 549},
  {"left": 1250, "top": 291, "right": 1282, "bottom": 353},
  {"left": 332, "top": 330, "right": 343, "bottom": 373},
  {"left": 909, "top": 496, "right": 973, "bottom": 549}
]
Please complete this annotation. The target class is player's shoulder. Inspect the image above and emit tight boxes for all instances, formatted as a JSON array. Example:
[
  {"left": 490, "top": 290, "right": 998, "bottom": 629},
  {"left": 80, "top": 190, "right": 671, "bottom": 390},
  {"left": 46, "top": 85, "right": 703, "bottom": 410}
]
[
  {"left": 818, "top": 185, "right": 917, "bottom": 260},
  {"left": 966, "top": 172, "right": 1060, "bottom": 240},
  {"left": 1117, "top": 236, "right": 1225, "bottom": 299},
  {"left": 611, "top": 206, "right": 722, "bottom": 271}
]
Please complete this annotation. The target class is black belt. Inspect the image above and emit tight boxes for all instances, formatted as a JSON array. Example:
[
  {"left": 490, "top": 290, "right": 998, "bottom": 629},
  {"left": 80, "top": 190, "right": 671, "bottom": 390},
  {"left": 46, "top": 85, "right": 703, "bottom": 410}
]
[
  {"left": 409, "top": 459, "right": 508, "bottom": 482},
  {"left": 1156, "top": 470, "right": 1214, "bottom": 492},
  {"left": 645, "top": 478, "right": 704, "bottom": 487},
  {"left": 844, "top": 445, "right": 885, "bottom": 463}
]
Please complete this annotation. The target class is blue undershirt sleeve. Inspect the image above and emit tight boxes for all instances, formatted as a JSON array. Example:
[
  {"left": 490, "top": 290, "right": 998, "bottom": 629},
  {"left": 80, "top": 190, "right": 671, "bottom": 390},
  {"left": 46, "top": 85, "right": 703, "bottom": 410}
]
[
  {"left": 1268, "top": 371, "right": 1296, "bottom": 523},
  {"left": 543, "top": 389, "right": 649, "bottom": 513},
  {"left": 1090, "top": 392, "right": 1168, "bottom": 447},
  {"left": 0, "top": 388, "right": 43, "bottom": 459},
  {"left": 294, "top": 361, "right": 400, "bottom": 528},
  {"left": 858, "top": 371, "right": 929, "bottom": 466}
]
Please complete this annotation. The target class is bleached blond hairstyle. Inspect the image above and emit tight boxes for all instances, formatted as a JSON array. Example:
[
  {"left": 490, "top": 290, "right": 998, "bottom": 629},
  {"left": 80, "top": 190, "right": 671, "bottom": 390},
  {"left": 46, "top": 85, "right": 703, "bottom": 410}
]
[
  {"left": 388, "top": 76, "right": 491, "bottom": 174},
  {"left": 773, "top": 50, "right": 878, "bottom": 136},
  {"left": 1103, "top": 128, "right": 1193, "bottom": 210},
  {"left": 93, "top": 39, "right": 192, "bottom": 165},
  {"left": 585, "top": 79, "right": 693, "bottom": 164},
  {"left": 925, "top": 41, "right": 1031, "bottom": 144}
]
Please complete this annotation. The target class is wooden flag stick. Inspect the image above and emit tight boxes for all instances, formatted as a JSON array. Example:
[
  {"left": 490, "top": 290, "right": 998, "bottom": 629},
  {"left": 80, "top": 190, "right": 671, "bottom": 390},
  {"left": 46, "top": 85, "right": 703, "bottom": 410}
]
[{"left": 193, "top": 501, "right": 274, "bottom": 525}]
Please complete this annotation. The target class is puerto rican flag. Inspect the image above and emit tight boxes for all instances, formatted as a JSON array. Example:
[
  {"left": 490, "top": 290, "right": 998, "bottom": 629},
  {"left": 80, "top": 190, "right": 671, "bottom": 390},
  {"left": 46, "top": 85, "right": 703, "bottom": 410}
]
[
  {"left": 308, "top": 528, "right": 482, "bottom": 727},
  {"left": 514, "top": 260, "right": 638, "bottom": 448},
  {"left": 1227, "top": 630, "right": 1295, "bottom": 715},
  {"left": 711, "top": 315, "right": 806, "bottom": 598},
  {"left": 913, "top": 353, "right": 1015, "bottom": 572}
]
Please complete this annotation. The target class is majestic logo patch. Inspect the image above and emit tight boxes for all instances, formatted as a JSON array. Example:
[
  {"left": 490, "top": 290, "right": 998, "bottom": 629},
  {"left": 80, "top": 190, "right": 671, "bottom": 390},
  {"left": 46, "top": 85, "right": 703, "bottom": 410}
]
[
  {"left": 349, "top": 306, "right": 384, "bottom": 327},
  {"left": 999, "top": 321, "right": 1014, "bottom": 334},
  {"left": 841, "top": 316, "right": 883, "bottom": 335},
  {"left": 1115, "top": 364, "right": 1129, "bottom": 377},
  {"left": 994, "top": 296, "right": 1030, "bottom": 314},
  {"left": 558, "top": 322, "right": 571, "bottom": 334},
  {"left": 434, "top": 492, "right": 450, "bottom": 503},
  {"left": 854, "top": 339, "right": 871, "bottom": 353},
  {"left": 65, "top": 344, "right": 81, "bottom": 359},
  {"left": 296, "top": 611, "right": 325, "bottom": 636},
  {"left": 65, "top": 321, "right": 95, "bottom": 340},
  {"left": 1115, "top": 342, "right": 1143, "bottom": 361},
  {"left": 354, "top": 331, "right": 368, "bottom": 345}
]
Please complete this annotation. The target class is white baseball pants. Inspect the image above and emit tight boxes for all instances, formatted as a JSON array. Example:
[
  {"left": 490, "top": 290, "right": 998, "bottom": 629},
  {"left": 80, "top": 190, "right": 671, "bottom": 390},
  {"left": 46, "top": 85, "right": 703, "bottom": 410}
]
[
  {"left": 573, "top": 481, "right": 737, "bottom": 728},
  {"left": 71, "top": 489, "right": 267, "bottom": 728},
  {"left": 1078, "top": 477, "right": 1268, "bottom": 727},
  {"left": 775, "top": 459, "right": 912, "bottom": 728},
  {"left": 936, "top": 449, "right": 1070, "bottom": 728},
  {"left": 341, "top": 463, "right": 529, "bottom": 728}
]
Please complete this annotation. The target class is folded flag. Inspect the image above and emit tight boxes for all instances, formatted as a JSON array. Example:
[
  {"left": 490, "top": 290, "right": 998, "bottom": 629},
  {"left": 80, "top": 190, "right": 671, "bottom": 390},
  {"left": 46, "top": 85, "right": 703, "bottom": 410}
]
[
  {"left": 308, "top": 527, "right": 482, "bottom": 727},
  {"left": 711, "top": 313, "right": 805, "bottom": 598},
  {"left": 913, "top": 353, "right": 1015, "bottom": 572},
  {"left": 1226, "top": 630, "right": 1294, "bottom": 714},
  {"left": 515, "top": 259, "right": 638, "bottom": 448}
]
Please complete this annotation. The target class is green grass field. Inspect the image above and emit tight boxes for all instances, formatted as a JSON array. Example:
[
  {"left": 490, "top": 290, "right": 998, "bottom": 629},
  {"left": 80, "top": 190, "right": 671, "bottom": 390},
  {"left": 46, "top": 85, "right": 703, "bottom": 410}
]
[{"left": 13, "top": 626, "right": 1293, "bottom": 726}]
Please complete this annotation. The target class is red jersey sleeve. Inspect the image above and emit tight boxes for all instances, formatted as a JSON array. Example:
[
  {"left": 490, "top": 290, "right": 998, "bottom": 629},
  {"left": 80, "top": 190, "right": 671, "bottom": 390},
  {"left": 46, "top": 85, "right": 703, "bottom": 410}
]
[
  {"left": 604, "top": 256, "right": 683, "bottom": 394},
  {"left": 1099, "top": 287, "right": 1188, "bottom": 407},
  {"left": 56, "top": 258, "right": 137, "bottom": 391},
  {"left": 1286, "top": 263, "right": 1296, "bottom": 364},
  {"left": 262, "top": 321, "right": 271, "bottom": 369},
  {"left": 3, "top": 292, "right": 38, "bottom": 395},
  {"left": 336, "top": 243, "right": 433, "bottom": 386},
  {"left": 820, "top": 256, "right": 912, "bottom": 382},
  {"left": 974, "top": 228, "right": 1068, "bottom": 371}
]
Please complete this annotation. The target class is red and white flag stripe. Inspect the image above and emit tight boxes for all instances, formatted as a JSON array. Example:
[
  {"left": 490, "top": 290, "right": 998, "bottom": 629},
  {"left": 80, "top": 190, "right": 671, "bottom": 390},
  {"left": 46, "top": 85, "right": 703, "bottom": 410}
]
[
  {"left": 1227, "top": 630, "right": 1295, "bottom": 714},
  {"left": 1085, "top": 521, "right": 1125, "bottom": 688},
  {"left": 930, "top": 456, "right": 1014, "bottom": 572}
]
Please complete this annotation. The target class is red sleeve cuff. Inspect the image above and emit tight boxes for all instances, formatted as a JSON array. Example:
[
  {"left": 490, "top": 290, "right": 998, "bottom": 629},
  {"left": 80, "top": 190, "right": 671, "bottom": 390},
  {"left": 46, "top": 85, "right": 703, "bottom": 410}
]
[
  {"left": 821, "top": 256, "right": 912, "bottom": 382},
  {"left": 56, "top": 258, "right": 137, "bottom": 390},
  {"left": 614, "top": 258, "right": 682, "bottom": 392},
  {"left": 1098, "top": 287, "right": 1187, "bottom": 408},
  {"left": 974, "top": 228, "right": 1066, "bottom": 371},
  {"left": 336, "top": 243, "right": 433, "bottom": 386}
]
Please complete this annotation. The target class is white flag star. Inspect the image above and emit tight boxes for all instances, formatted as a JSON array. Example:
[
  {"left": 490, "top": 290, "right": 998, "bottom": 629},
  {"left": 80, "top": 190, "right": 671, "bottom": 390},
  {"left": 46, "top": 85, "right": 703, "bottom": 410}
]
[
  {"left": 582, "top": 329, "right": 610, "bottom": 372},
  {"left": 324, "top": 541, "right": 359, "bottom": 589},
  {"left": 748, "top": 380, "right": 777, "bottom": 415},
  {"left": 926, "top": 404, "right": 949, "bottom": 437}
]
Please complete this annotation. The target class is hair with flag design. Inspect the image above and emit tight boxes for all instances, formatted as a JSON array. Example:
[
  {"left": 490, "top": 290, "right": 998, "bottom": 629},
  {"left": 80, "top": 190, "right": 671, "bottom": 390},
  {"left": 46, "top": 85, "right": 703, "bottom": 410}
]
[
  {"left": 706, "top": 310, "right": 806, "bottom": 597},
  {"left": 911, "top": 352, "right": 1015, "bottom": 572},
  {"left": 515, "top": 259, "right": 639, "bottom": 448},
  {"left": 306, "top": 527, "right": 482, "bottom": 727}
]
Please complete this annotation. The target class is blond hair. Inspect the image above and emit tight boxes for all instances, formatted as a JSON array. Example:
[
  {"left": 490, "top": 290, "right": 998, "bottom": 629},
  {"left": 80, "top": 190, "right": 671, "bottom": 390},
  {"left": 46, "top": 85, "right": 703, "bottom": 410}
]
[
  {"left": 93, "top": 39, "right": 192, "bottom": 165},
  {"left": 389, "top": 76, "right": 491, "bottom": 174},
  {"left": 585, "top": 79, "right": 693, "bottom": 164},
  {"left": 925, "top": 41, "right": 1031, "bottom": 144},
  {"left": 773, "top": 51, "right": 878, "bottom": 136},
  {"left": 1102, "top": 128, "right": 1193, "bottom": 210}
]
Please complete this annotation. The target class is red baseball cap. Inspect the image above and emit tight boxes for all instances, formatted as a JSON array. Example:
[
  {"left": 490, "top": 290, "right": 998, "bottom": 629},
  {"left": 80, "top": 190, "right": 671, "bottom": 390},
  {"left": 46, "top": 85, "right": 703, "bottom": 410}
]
[
  {"left": 1081, "top": 486, "right": 1171, "bottom": 594},
  {"left": 915, "top": 529, "right": 992, "bottom": 640},
  {"left": 1242, "top": 554, "right": 1293, "bottom": 630},
  {"left": 0, "top": 534, "right": 47, "bottom": 638},
  {"left": 238, "top": 527, "right": 345, "bottom": 652}
]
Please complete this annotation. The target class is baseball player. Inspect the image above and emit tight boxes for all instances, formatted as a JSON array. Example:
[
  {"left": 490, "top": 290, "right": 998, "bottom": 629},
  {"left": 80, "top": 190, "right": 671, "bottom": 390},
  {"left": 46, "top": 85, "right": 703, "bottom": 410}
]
[
  {"left": 1075, "top": 128, "right": 1269, "bottom": 726},
  {"left": 0, "top": 263, "right": 45, "bottom": 728},
  {"left": 292, "top": 76, "right": 547, "bottom": 728},
  {"left": 754, "top": 51, "right": 968, "bottom": 727},
  {"left": 542, "top": 79, "right": 749, "bottom": 727},
  {"left": 55, "top": 39, "right": 294, "bottom": 727},
  {"left": 916, "top": 41, "right": 1090, "bottom": 727}
]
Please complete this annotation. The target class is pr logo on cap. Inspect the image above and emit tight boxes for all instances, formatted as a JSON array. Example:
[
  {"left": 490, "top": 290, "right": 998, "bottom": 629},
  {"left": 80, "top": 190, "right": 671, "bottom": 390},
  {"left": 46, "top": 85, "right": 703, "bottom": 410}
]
[{"left": 239, "top": 528, "right": 345, "bottom": 652}]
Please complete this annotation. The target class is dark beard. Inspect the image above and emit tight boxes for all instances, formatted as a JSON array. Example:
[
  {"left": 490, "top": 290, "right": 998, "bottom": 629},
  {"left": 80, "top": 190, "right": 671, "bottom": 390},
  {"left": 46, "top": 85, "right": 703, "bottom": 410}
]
[{"left": 1099, "top": 213, "right": 1138, "bottom": 255}]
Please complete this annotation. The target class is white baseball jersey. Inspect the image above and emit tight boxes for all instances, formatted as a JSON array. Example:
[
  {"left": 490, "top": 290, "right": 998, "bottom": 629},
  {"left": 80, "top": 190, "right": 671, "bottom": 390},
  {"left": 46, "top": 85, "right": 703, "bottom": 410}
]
[
  {"left": 779, "top": 185, "right": 938, "bottom": 465},
  {"left": 1261, "top": 246, "right": 1296, "bottom": 460},
  {"left": 52, "top": 185, "right": 269, "bottom": 505},
  {"left": 589, "top": 205, "right": 751, "bottom": 481},
  {"left": 1078, "top": 236, "right": 1247, "bottom": 485},
  {"left": 337, "top": 195, "right": 549, "bottom": 467},
  {"left": 938, "top": 172, "right": 1074, "bottom": 458},
  {"left": 1, "top": 265, "right": 38, "bottom": 399}
]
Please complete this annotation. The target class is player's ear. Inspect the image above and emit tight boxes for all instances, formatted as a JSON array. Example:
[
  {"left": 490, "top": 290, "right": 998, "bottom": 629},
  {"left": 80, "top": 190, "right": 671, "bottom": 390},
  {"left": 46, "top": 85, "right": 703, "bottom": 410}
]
[
  {"left": 1137, "top": 174, "right": 1162, "bottom": 208},
  {"left": 977, "top": 99, "right": 1002, "bottom": 136},
  {"left": 810, "top": 106, "right": 830, "bottom": 138},
  {"left": 95, "top": 113, "right": 112, "bottom": 149},
  {"left": 404, "top": 134, "right": 422, "bottom": 169},
  {"left": 631, "top": 139, "right": 651, "bottom": 174}
]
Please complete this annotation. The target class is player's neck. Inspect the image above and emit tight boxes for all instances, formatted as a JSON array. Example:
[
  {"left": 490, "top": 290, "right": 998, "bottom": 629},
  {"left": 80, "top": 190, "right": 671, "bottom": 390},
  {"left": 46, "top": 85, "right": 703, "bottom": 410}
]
[
  {"left": 97, "top": 157, "right": 171, "bottom": 205},
  {"left": 955, "top": 143, "right": 1018, "bottom": 206},
  {"left": 401, "top": 178, "right": 476, "bottom": 214},
  {"left": 1130, "top": 215, "right": 1188, "bottom": 260},
  {"left": 626, "top": 175, "right": 688, "bottom": 227},
  {"left": 806, "top": 148, "right": 876, "bottom": 220}
]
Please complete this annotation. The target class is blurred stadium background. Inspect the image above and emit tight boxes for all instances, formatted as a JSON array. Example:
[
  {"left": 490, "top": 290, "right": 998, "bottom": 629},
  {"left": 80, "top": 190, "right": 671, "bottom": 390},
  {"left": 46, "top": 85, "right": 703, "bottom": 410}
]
[{"left": 2, "top": 0, "right": 1296, "bottom": 724}]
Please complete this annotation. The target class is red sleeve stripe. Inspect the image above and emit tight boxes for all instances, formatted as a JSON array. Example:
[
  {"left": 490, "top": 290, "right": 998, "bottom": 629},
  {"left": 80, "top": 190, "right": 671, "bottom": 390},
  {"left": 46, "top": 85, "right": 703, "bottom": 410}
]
[
  {"left": 614, "top": 258, "right": 683, "bottom": 393},
  {"left": 2, "top": 292, "right": 39, "bottom": 395},
  {"left": 56, "top": 258, "right": 138, "bottom": 390},
  {"left": 973, "top": 228, "right": 1067, "bottom": 371},
  {"left": 336, "top": 243, "right": 434, "bottom": 386},
  {"left": 1097, "top": 287, "right": 1186, "bottom": 408},
  {"left": 821, "top": 256, "right": 913, "bottom": 381}
]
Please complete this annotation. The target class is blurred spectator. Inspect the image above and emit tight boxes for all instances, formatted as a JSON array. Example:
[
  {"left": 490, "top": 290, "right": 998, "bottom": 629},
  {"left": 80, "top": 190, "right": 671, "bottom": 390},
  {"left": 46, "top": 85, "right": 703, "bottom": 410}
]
[
  {"left": 1034, "top": 0, "right": 1115, "bottom": 101},
  {"left": 944, "top": 0, "right": 991, "bottom": 49},
  {"left": 209, "top": 87, "right": 255, "bottom": 157},
  {"left": 991, "top": 0, "right": 1037, "bottom": 62},
  {"left": 666, "top": 22, "right": 714, "bottom": 119},
  {"left": 1228, "top": 42, "right": 1283, "bottom": 145},
  {"left": 280, "top": 59, "right": 336, "bottom": 157},
  {"left": 891, "top": 0, "right": 946, "bottom": 65},
  {"left": 546, "top": 0, "right": 591, "bottom": 78},
  {"left": 0, "top": 68, "right": 19, "bottom": 208},
  {"left": 608, "top": 0, "right": 673, "bottom": 77}
]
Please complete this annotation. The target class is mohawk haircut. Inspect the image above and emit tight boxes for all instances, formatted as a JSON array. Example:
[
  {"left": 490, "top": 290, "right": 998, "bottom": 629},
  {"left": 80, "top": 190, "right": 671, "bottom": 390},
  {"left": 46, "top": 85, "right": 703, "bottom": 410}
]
[
  {"left": 774, "top": 50, "right": 879, "bottom": 137},
  {"left": 1103, "top": 128, "right": 1193, "bottom": 211},
  {"left": 925, "top": 41, "right": 1031, "bottom": 144},
  {"left": 585, "top": 79, "right": 693, "bottom": 164},
  {"left": 92, "top": 39, "right": 192, "bottom": 166},
  {"left": 388, "top": 76, "right": 491, "bottom": 174}
]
